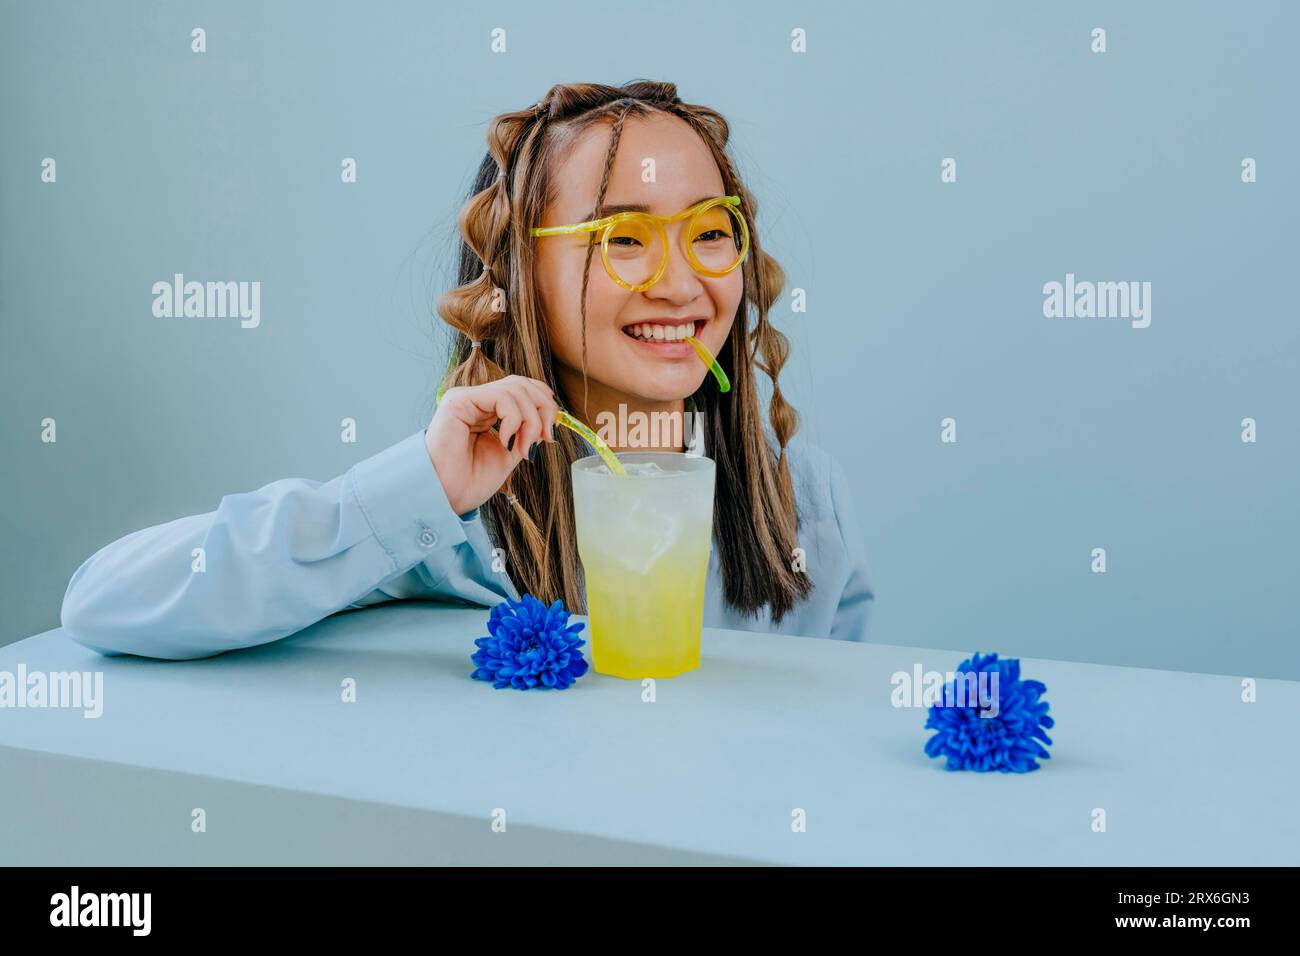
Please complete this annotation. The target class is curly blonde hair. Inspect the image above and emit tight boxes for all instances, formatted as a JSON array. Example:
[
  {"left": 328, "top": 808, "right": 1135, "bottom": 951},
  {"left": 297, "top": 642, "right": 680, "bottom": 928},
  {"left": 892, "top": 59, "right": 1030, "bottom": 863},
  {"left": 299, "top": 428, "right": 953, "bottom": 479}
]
[{"left": 435, "top": 80, "right": 813, "bottom": 622}]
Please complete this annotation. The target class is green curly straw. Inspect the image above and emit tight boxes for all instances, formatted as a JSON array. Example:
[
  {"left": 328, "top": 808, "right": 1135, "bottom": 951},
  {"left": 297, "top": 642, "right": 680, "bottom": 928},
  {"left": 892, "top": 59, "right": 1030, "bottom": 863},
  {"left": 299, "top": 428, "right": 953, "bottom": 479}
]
[
  {"left": 556, "top": 410, "right": 627, "bottom": 476},
  {"left": 436, "top": 333, "right": 729, "bottom": 475},
  {"left": 685, "top": 335, "right": 730, "bottom": 392},
  {"left": 436, "top": 360, "right": 626, "bottom": 476}
]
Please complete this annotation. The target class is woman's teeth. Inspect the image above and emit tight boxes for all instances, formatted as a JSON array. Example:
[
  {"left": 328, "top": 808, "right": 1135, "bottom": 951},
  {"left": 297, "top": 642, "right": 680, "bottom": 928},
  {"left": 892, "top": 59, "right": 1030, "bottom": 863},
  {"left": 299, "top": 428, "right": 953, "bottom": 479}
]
[{"left": 623, "top": 322, "right": 696, "bottom": 342}]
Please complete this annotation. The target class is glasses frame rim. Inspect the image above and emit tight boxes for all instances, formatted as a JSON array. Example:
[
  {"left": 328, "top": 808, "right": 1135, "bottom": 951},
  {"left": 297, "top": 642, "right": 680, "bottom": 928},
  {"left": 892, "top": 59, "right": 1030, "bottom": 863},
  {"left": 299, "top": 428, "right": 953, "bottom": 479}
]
[{"left": 529, "top": 195, "right": 751, "bottom": 292}]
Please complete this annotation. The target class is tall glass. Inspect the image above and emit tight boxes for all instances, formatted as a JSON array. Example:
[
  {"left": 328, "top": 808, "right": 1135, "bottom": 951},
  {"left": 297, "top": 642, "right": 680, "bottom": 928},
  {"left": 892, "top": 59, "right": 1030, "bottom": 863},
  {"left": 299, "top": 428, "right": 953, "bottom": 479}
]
[{"left": 571, "top": 452, "right": 716, "bottom": 679}]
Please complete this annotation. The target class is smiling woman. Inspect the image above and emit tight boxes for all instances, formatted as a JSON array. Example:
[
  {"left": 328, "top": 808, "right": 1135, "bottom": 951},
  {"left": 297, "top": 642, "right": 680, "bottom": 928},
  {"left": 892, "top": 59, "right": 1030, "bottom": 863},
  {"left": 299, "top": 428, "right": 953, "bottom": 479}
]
[
  {"left": 61, "top": 79, "right": 874, "bottom": 662},
  {"left": 434, "top": 81, "right": 824, "bottom": 623}
]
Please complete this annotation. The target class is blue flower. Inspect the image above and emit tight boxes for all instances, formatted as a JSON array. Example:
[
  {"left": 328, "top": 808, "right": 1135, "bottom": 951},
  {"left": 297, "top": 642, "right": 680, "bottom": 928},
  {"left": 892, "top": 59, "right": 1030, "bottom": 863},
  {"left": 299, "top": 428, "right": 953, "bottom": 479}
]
[
  {"left": 470, "top": 594, "right": 589, "bottom": 690},
  {"left": 923, "top": 652, "right": 1054, "bottom": 772}
]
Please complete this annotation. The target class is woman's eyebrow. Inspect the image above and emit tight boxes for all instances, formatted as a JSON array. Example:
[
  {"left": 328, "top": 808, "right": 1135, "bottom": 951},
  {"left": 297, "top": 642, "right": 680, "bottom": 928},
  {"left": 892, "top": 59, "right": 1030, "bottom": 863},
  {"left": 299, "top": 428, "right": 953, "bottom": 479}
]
[{"left": 585, "top": 195, "right": 718, "bottom": 219}]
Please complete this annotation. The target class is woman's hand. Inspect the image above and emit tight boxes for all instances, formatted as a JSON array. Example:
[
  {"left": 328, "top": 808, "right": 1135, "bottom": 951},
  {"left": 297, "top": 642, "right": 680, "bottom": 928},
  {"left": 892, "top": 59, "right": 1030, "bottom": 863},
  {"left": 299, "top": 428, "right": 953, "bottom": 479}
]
[{"left": 424, "top": 375, "right": 560, "bottom": 515}]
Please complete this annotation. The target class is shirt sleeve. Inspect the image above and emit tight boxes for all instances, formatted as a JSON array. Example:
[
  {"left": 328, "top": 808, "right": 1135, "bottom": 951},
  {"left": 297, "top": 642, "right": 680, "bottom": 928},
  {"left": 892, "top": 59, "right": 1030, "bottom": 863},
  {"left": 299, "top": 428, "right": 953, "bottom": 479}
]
[
  {"left": 827, "top": 455, "right": 875, "bottom": 642},
  {"left": 61, "top": 429, "right": 473, "bottom": 660}
]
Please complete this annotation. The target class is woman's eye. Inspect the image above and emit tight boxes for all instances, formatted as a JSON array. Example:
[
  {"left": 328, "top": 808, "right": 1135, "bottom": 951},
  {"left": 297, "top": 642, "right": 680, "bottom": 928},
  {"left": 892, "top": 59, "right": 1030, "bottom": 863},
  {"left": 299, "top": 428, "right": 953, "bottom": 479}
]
[
  {"left": 694, "top": 229, "right": 729, "bottom": 243},
  {"left": 609, "top": 236, "right": 643, "bottom": 247}
]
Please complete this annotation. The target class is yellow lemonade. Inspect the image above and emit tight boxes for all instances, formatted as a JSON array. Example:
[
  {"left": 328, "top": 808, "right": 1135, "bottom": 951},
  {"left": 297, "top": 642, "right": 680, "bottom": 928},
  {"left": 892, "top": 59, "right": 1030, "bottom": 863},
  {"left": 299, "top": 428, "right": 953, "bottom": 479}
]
[{"left": 572, "top": 452, "right": 716, "bottom": 679}]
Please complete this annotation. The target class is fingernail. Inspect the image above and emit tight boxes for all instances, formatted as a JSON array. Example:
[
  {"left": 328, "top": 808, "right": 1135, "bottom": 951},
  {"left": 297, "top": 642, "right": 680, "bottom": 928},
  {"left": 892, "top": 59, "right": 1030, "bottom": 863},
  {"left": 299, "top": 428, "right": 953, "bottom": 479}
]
[
  {"left": 549, "top": 423, "right": 556, "bottom": 441},
  {"left": 527, "top": 441, "right": 539, "bottom": 462},
  {"left": 506, "top": 434, "right": 516, "bottom": 452}
]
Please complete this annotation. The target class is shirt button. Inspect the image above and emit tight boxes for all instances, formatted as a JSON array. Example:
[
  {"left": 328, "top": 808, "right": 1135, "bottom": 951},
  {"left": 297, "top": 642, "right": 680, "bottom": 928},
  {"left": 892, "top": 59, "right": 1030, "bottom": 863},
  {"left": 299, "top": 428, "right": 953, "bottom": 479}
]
[{"left": 417, "top": 527, "right": 438, "bottom": 548}]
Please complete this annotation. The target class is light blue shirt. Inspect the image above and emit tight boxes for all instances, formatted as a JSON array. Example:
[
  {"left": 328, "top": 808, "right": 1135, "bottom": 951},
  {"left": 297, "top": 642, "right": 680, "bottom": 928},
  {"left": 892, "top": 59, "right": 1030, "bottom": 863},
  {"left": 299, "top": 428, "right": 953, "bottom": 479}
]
[{"left": 61, "top": 424, "right": 874, "bottom": 660}]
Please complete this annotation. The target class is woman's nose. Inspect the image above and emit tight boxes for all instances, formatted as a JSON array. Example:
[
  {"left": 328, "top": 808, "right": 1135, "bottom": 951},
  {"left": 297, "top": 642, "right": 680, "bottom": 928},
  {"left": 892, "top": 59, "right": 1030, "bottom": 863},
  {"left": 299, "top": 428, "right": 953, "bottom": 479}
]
[{"left": 646, "top": 234, "right": 706, "bottom": 302}]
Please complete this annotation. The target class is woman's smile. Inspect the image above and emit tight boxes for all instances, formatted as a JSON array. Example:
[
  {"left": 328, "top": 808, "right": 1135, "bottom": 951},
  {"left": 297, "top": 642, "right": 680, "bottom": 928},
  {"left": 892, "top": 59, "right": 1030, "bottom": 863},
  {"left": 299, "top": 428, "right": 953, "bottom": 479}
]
[{"left": 619, "top": 317, "right": 708, "bottom": 357}]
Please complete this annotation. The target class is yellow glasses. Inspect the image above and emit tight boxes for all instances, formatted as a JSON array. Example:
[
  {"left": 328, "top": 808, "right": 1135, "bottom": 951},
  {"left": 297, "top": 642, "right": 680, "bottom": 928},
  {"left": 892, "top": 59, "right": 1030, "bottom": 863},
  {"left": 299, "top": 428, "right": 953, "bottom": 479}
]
[{"left": 530, "top": 195, "right": 751, "bottom": 292}]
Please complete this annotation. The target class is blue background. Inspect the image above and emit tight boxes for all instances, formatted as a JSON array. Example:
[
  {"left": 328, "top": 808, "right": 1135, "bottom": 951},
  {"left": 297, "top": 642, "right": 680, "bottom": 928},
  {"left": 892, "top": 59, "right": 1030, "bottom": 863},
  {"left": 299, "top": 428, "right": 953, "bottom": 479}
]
[{"left": 2, "top": 0, "right": 1296, "bottom": 678}]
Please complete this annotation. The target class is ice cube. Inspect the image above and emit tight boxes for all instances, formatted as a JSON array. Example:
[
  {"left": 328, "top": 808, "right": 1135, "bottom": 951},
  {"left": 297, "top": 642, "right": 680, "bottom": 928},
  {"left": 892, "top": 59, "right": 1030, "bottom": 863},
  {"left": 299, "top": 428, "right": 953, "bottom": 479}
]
[
  {"left": 587, "top": 460, "right": 679, "bottom": 478},
  {"left": 606, "top": 493, "right": 683, "bottom": 573},
  {"left": 622, "top": 461, "right": 670, "bottom": 478}
]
